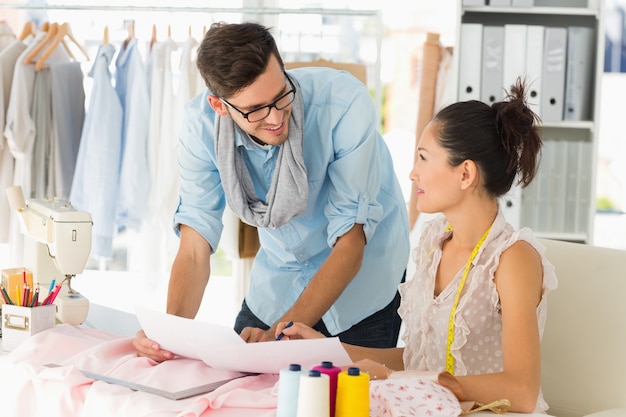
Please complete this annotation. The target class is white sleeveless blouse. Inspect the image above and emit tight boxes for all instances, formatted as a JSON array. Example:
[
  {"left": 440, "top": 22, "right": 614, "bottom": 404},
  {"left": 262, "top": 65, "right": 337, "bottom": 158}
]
[{"left": 398, "top": 210, "right": 558, "bottom": 413}]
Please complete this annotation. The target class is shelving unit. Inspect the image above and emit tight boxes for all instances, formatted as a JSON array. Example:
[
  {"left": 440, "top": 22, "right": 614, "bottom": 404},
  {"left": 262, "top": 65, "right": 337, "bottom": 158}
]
[{"left": 454, "top": 0, "right": 605, "bottom": 243}]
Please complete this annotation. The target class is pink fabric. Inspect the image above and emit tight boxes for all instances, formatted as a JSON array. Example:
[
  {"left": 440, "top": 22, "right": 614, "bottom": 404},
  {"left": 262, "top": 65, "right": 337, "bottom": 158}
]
[{"left": 0, "top": 325, "right": 278, "bottom": 417}]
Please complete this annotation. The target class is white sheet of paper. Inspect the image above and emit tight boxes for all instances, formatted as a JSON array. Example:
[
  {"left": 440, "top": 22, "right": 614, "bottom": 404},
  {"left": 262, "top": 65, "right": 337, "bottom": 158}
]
[{"left": 135, "top": 305, "right": 352, "bottom": 374}]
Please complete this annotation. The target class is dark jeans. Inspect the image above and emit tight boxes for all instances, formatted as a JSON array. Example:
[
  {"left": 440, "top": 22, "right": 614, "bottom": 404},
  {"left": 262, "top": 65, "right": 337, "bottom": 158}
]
[{"left": 233, "top": 271, "right": 405, "bottom": 348}]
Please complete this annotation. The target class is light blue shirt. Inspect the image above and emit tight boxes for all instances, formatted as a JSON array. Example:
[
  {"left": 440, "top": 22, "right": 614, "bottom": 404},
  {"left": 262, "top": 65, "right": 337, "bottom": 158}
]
[
  {"left": 175, "top": 67, "right": 409, "bottom": 334},
  {"left": 115, "top": 38, "right": 151, "bottom": 231},
  {"left": 70, "top": 44, "right": 123, "bottom": 258}
]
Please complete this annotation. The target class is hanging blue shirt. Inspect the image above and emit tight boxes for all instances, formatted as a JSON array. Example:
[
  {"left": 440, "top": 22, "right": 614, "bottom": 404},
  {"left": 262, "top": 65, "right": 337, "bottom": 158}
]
[
  {"left": 175, "top": 67, "right": 410, "bottom": 335},
  {"left": 115, "top": 38, "right": 151, "bottom": 231},
  {"left": 70, "top": 44, "right": 123, "bottom": 258}
]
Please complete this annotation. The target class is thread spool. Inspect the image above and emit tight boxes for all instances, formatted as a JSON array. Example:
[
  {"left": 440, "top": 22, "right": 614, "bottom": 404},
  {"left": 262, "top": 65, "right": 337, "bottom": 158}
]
[
  {"left": 296, "top": 369, "right": 330, "bottom": 417},
  {"left": 312, "top": 361, "right": 341, "bottom": 417},
  {"left": 335, "top": 367, "right": 370, "bottom": 417},
  {"left": 277, "top": 363, "right": 306, "bottom": 417}
]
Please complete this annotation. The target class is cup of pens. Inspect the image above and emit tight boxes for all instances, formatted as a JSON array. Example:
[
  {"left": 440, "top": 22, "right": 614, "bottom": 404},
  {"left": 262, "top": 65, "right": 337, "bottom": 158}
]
[{"left": 1, "top": 274, "right": 59, "bottom": 352}]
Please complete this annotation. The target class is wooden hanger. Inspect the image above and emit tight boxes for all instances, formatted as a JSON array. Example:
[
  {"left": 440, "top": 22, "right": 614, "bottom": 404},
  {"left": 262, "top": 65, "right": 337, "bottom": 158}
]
[
  {"left": 24, "top": 22, "right": 59, "bottom": 65},
  {"left": 19, "top": 21, "right": 36, "bottom": 41},
  {"left": 124, "top": 21, "right": 135, "bottom": 48},
  {"left": 35, "top": 22, "right": 89, "bottom": 71},
  {"left": 103, "top": 26, "right": 109, "bottom": 45},
  {"left": 61, "top": 22, "right": 89, "bottom": 60},
  {"left": 150, "top": 24, "right": 157, "bottom": 49}
]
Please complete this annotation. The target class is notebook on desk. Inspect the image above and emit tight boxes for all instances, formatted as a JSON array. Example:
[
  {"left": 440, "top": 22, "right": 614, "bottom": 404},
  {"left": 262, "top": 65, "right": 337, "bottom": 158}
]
[{"left": 44, "top": 363, "right": 255, "bottom": 400}]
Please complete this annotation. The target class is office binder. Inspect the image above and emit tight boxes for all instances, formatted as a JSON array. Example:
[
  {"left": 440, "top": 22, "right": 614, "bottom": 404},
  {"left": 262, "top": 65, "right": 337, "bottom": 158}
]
[
  {"left": 481, "top": 25, "right": 505, "bottom": 104},
  {"left": 565, "top": 141, "right": 581, "bottom": 234},
  {"left": 541, "top": 27, "right": 568, "bottom": 122},
  {"left": 458, "top": 23, "right": 483, "bottom": 101},
  {"left": 520, "top": 169, "right": 539, "bottom": 231},
  {"left": 551, "top": 140, "right": 568, "bottom": 232},
  {"left": 512, "top": 0, "right": 534, "bottom": 6},
  {"left": 564, "top": 26, "right": 595, "bottom": 121},
  {"left": 503, "top": 24, "right": 527, "bottom": 91},
  {"left": 536, "top": 140, "right": 554, "bottom": 232},
  {"left": 490, "top": 0, "right": 512, "bottom": 5},
  {"left": 462, "top": 0, "right": 486, "bottom": 5},
  {"left": 575, "top": 140, "right": 593, "bottom": 235},
  {"left": 525, "top": 25, "right": 544, "bottom": 114},
  {"left": 500, "top": 185, "right": 522, "bottom": 230}
]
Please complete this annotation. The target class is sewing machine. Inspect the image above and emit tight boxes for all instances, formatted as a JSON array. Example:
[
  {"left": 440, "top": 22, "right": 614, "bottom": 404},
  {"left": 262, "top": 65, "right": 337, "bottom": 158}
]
[{"left": 6, "top": 186, "right": 93, "bottom": 325}]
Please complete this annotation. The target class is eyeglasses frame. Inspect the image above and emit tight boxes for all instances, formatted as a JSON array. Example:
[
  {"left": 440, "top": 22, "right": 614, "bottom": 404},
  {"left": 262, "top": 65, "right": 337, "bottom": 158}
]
[{"left": 219, "top": 72, "right": 296, "bottom": 123}]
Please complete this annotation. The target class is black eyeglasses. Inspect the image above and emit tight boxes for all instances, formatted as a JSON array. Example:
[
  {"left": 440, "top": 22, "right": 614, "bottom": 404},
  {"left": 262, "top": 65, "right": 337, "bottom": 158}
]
[{"left": 220, "top": 73, "right": 296, "bottom": 123}]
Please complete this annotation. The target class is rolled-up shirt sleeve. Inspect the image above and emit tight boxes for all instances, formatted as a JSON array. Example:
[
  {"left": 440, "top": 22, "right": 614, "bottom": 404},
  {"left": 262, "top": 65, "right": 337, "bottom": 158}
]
[
  {"left": 173, "top": 92, "right": 225, "bottom": 253},
  {"left": 324, "top": 81, "right": 385, "bottom": 247}
]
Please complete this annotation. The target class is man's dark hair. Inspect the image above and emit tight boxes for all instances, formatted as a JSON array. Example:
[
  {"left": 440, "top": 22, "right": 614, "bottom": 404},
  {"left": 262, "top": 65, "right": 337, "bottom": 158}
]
[{"left": 197, "top": 21, "right": 284, "bottom": 99}]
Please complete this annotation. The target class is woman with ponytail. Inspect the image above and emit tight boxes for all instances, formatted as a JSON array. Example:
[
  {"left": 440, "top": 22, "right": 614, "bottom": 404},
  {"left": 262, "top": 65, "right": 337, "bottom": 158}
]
[{"left": 278, "top": 78, "right": 558, "bottom": 414}]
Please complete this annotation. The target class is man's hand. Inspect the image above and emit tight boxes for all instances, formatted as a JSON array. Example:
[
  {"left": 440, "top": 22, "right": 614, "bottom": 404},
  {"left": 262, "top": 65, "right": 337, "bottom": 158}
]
[
  {"left": 132, "top": 329, "right": 175, "bottom": 362},
  {"left": 239, "top": 326, "right": 276, "bottom": 342}
]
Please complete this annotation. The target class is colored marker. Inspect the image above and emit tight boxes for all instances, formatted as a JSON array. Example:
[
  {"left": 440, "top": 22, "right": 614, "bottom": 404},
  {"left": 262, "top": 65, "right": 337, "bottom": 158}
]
[
  {"left": 275, "top": 321, "right": 294, "bottom": 341},
  {"left": 47, "top": 285, "right": 62, "bottom": 305}
]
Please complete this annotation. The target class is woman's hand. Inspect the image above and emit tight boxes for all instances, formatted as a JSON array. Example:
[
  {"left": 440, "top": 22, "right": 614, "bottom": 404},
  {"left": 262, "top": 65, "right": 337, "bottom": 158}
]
[
  {"left": 274, "top": 321, "right": 325, "bottom": 340},
  {"left": 132, "top": 329, "right": 175, "bottom": 362},
  {"left": 348, "top": 358, "right": 393, "bottom": 380},
  {"left": 437, "top": 371, "right": 466, "bottom": 400}
]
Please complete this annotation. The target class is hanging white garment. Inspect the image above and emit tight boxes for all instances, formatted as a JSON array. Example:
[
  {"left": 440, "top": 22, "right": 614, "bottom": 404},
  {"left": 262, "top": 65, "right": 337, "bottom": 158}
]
[
  {"left": 5, "top": 31, "right": 70, "bottom": 199},
  {"left": 3, "top": 32, "right": 44, "bottom": 266},
  {"left": 155, "top": 37, "right": 178, "bottom": 234},
  {"left": 131, "top": 36, "right": 179, "bottom": 279},
  {"left": 4, "top": 32, "right": 44, "bottom": 200},
  {"left": 167, "top": 34, "right": 203, "bottom": 255},
  {"left": 177, "top": 34, "right": 203, "bottom": 105},
  {"left": 0, "top": 35, "right": 27, "bottom": 243},
  {"left": 130, "top": 39, "right": 167, "bottom": 278},
  {"left": 5, "top": 32, "right": 70, "bottom": 263},
  {"left": 0, "top": 21, "right": 15, "bottom": 50}
]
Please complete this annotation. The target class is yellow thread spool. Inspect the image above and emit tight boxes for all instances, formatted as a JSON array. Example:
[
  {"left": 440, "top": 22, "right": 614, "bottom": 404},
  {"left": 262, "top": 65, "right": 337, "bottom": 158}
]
[{"left": 335, "top": 367, "right": 369, "bottom": 417}]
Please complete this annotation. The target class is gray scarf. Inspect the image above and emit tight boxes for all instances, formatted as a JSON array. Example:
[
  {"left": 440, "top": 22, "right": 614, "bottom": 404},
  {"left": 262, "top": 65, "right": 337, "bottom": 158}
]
[{"left": 215, "top": 80, "right": 308, "bottom": 229}]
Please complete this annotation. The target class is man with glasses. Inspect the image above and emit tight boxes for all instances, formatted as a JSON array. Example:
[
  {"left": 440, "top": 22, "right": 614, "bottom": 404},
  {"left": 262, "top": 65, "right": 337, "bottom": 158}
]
[{"left": 134, "top": 21, "right": 409, "bottom": 360}]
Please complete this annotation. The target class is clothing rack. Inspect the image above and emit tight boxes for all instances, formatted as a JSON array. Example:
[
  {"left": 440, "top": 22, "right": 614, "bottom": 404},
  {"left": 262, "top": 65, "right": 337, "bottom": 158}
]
[
  {"left": 0, "top": 4, "right": 378, "bottom": 17},
  {"left": 0, "top": 2, "right": 385, "bottom": 276},
  {"left": 0, "top": 3, "right": 383, "bottom": 119}
]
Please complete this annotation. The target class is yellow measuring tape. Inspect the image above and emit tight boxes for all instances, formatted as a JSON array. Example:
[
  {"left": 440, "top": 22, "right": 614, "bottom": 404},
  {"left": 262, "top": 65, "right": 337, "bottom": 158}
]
[{"left": 445, "top": 225, "right": 492, "bottom": 375}]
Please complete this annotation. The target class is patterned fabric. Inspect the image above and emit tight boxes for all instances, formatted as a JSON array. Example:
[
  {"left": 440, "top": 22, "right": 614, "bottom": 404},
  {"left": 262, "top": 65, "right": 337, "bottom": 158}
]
[{"left": 370, "top": 378, "right": 462, "bottom": 417}]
